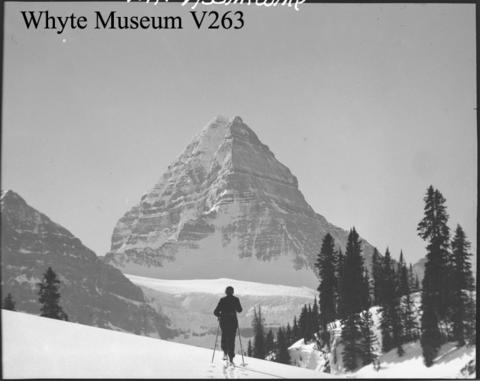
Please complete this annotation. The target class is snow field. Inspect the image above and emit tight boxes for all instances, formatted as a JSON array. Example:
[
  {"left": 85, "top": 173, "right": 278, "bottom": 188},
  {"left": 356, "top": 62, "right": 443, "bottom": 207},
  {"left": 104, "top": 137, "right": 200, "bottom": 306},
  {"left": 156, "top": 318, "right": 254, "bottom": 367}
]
[{"left": 2, "top": 310, "right": 330, "bottom": 379}]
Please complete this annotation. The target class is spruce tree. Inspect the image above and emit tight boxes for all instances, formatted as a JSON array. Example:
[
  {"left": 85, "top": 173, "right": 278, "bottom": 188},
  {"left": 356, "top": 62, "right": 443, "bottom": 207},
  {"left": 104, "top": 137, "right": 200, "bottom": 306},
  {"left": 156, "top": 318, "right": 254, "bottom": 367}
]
[
  {"left": 379, "top": 249, "right": 394, "bottom": 352},
  {"left": 420, "top": 300, "right": 441, "bottom": 367},
  {"left": 252, "top": 306, "right": 266, "bottom": 359},
  {"left": 292, "top": 316, "right": 300, "bottom": 342},
  {"left": 265, "top": 329, "right": 275, "bottom": 357},
  {"left": 247, "top": 340, "right": 253, "bottom": 357},
  {"left": 275, "top": 328, "right": 291, "bottom": 364},
  {"left": 311, "top": 297, "right": 321, "bottom": 337},
  {"left": 359, "top": 308, "right": 378, "bottom": 366},
  {"left": 335, "top": 248, "right": 345, "bottom": 319},
  {"left": 285, "top": 324, "right": 292, "bottom": 346},
  {"left": 341, "top": 314, "right": 363, "bottom": 371},
  {"left": 341, "top": 228, "right": 367, "bottom": 315},
  {"left": 379, "top": 249, "right": 404, "bottom": 355},
  {"left": 372, "top": 248, "right": 383, "bottom": 305},
  {"left": 450, "top": 225, "right": 475, "bottom": 346},
  {"left": 397, "top": 251, "right": 408, "bottom": 297},
  {"left": 3, "top": 293, "right": 16, "bottom": 311},
  {"left": 305, "top": 304, "right": 313, "bottom": 342},
  {"left": 417, "top": 186, "right": 450, "bottom": 365},
  {"left": 316, "top": 233, "right": 337, "bottom": 336},
  {"left": 298, "top": 305, "right": 308, "bottom": 342},
  {"left": 408, "top": 263, "right": 417, "bottom": 292},
  {"left": 340, "top": 228, "right": 368, "bottom": 371},
  {"left": 37, "top": 267, "right": 68, "bottom": 321},
  {"left": 398, "top": 254, "right": 418, "bottom": 343}
]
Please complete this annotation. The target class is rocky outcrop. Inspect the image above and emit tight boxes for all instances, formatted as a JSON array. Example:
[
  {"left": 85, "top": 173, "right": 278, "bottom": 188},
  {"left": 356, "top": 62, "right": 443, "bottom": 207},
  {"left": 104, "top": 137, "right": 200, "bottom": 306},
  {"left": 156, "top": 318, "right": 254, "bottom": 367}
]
[
  {"left": 105, "top": 116, "right": 376, "bottom": 287},
  {"left": 1, "top": 190, "right": 174, "bottom": 338}
]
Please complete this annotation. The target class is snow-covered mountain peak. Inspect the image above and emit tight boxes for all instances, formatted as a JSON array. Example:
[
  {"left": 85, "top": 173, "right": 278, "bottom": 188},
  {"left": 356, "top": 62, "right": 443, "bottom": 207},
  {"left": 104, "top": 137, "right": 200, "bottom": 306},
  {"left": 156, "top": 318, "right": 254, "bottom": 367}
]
[{"left": 105, "top": 117, "right": 377, "bottom": 287}]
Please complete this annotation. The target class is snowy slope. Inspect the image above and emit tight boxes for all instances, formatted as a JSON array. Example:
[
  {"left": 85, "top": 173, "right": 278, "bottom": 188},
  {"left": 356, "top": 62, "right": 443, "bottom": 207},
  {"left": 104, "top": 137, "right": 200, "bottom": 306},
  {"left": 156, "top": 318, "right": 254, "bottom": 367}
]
[
  {"left": 126, "top": 274, "right": 315, "bottom": 298},
  {"left": 354, "top": 341, "right": 476, "bottom": 379},
  {"left": 287, "top": 294, "right": 476, "bottom": 378},
  {"left": 2, "top": 310, "right": 331, "bottom": 379},
  {"left": 126, "top": 275, "right": 316, "bottom": 349}
]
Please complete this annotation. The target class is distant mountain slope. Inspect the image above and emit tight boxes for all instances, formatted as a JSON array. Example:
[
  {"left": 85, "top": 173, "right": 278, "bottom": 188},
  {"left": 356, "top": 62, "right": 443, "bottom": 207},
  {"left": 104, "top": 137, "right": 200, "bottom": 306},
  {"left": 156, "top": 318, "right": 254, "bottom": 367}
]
[
  {"left": 126, "top": 274, "right": 316, "bottom": 349},
  {"left": 2, "top": 310, "right": 330, "bottom": 379},
  {"left": 1, "top": 190, "right": 174, "bottom": 338},
  {"left": 105, "top": 116, "right": 376, "bottom": 287}
]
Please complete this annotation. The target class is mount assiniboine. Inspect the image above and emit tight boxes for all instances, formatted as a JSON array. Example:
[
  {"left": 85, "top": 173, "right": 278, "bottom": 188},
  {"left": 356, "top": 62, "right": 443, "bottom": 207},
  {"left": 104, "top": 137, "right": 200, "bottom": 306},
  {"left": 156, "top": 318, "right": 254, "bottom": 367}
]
[{"left": 105, "top": 116, "right": 376, "bottom": 287}]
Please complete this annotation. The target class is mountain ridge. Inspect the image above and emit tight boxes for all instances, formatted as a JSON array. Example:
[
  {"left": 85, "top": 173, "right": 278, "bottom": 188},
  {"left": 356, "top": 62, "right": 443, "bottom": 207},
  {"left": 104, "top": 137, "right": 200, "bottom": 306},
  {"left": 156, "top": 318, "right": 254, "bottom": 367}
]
[
  {"left": 1, "top": 190, "right": 174, "bottom": 338},
  {"left": 105, "top": 116, "right": 377, "bottom": 287}
]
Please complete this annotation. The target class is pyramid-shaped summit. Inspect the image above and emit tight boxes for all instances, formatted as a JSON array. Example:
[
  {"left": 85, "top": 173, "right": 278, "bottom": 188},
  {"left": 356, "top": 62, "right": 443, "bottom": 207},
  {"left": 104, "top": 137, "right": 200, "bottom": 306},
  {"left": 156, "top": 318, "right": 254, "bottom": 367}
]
[{"left": 105, "top": 116, "right": 375, "bottom": 287}]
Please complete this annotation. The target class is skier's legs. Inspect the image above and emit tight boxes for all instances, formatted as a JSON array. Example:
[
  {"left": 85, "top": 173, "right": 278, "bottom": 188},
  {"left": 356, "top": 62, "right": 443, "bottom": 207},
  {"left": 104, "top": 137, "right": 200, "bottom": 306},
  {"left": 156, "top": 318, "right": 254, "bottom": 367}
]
[
  {"left": 220, "top": 320, "right": 228, "bottom": 357},
  {"left": 226, "top": 327, "right": 236, "bottom": 361}
]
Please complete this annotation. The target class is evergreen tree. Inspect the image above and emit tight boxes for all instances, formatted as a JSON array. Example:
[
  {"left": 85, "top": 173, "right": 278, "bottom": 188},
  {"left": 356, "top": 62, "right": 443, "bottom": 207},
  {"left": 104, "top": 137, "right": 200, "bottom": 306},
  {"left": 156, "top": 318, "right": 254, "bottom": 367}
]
[
  {"left": 402, "top": 287, "right": 418, "bottom": 343},
  {"left": 398, "top": 254, "right": 418, "bottom": 343},
  {"left": 341, "top": 228, "right": 367, "bottom": 315},
  {"left": 420, "top": 300, "right": 441, "bottom": 367},
  {"left": 247, "top": 340, "right": 253, "bottom": 357},
  {"left": 340, "top": 228, "right": 368, "bottom": 371},
  {"left": 361, "top": 268, "right": 371, "bottom": 310},
  {"left": 311, "top": 297, "right": 321, "bottom": 336},
  {"left": 275, "top": 328, "right": 291, "bottom": 364},
  {"left": 397, "top": 251, "right": 408, "bottom": 297},
  {"left": 450, "top": 225, "right": 475, "bottom": 346},
  {"left": 265, "top": 329, "right": 275, "bottom": 356},
  {"left": 3, "top": 293, "right": 16, "bottom": 311},
  {"left": 292, "top": 316, "right": 300, "bottom": 342},
  {"left": 316, "top": 233, "right": 337, "bottom": 336},
  {"left": 379, "top": 249, "right": 404, "bottom": 355},
  {"left": 359, "top": 308, "right": 378, "bottom": 366},
  {"left": 335, "top": 248, "right": 345, "bottom": 319},
  {"left": 286, "top": 323, "right": 293, "bottom": 346},
  {"left": 305, "top": 304, "right": 313, "bottom": 342},
  {"left": 408, "top": 263, "right": 417, "bottom": 292},
  {"left": 37, "top": 267, "right": 68, "bottom": 321},
  {"left": 341, "top": 314, "right": 363, "bottom": 371},
  {"left": 298, "top": 305, "right": 309, "bottom": 342},
  {"left": 252, "top": 306, "right": 266, "bottom": 359},
  {"left": 371, "top": 248, "right": 383, "bottom": 305},
  {"left": 417, "top": 186, "right": 451, "bottom": 366}
]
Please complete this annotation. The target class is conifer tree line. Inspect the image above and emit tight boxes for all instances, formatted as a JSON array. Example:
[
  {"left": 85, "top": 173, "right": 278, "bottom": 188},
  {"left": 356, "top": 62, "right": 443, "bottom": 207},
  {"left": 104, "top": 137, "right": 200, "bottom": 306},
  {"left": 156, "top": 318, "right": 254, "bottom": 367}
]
[
  {"left": 248, "top": 300, "right": 324, "bottom": 365},
  {"left": 313, "top": 228, "right": 420, "bottom": 371},
  {"left": 306, "top": 184, "right": 476, "bottom": 371},
  {"left": 417, "top": 186, "right": 475, "bottom": 366},
  {"left": 2, "top": 267, "right": 68, "bottom": 322}
]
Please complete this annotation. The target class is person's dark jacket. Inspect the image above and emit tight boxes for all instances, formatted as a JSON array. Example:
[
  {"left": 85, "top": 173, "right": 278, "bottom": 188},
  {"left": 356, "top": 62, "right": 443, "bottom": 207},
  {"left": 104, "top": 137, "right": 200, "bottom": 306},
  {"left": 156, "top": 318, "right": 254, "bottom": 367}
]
[{"left": 213, "top": 295, "right": 242, "bottom": 325}]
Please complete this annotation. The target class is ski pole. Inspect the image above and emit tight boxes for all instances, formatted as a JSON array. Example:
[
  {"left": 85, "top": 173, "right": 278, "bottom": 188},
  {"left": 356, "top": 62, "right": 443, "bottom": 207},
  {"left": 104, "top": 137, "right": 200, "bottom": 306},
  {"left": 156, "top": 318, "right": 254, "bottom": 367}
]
[
  {"left": 237, "top": 326, "right": 245, "bottom": 366},
  {"left": 211, "top": 320, "right": 220, "bottom": 363}
]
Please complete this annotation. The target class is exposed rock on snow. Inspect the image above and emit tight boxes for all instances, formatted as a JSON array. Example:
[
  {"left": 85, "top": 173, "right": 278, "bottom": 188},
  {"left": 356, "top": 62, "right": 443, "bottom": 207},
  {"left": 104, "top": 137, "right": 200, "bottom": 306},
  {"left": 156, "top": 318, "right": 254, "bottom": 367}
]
[
  {"left": 105, "top": 116, "right": 376, "bottom": 287},
  {"left": 1, "top": 190, "right": 174, "bottom": 338}
]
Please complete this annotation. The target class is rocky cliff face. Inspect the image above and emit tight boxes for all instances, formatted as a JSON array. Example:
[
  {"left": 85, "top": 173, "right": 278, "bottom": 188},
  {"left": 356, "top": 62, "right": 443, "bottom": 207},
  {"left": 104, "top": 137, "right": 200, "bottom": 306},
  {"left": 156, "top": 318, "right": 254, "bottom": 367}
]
[
  {"left": 1, "top": 190, "right": 174, "bottom": 338},
  {"left": 105, "top": 116, "right": 376, "bottom": 287}
]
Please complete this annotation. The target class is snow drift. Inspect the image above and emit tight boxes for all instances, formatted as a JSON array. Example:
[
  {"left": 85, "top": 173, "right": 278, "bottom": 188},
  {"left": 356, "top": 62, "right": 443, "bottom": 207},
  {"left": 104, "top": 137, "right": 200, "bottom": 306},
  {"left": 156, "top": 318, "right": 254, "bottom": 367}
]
[{"left": 2, "top": 310, "right": 331, "bottom": 379}]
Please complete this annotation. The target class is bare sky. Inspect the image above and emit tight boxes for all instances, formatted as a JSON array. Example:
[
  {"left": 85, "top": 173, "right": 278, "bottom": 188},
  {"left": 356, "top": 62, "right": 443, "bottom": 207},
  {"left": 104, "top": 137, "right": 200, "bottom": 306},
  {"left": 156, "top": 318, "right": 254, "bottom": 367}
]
[{"left": 2, "top": 2, "right": 476, "bottom": 266}]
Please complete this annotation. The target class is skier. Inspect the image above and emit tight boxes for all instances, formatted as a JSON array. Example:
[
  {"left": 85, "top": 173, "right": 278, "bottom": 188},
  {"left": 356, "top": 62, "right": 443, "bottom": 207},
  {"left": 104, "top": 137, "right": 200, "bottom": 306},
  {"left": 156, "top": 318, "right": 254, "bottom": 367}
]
[{"left": 213, "top": 286, "right": 243, "bottom": 365}]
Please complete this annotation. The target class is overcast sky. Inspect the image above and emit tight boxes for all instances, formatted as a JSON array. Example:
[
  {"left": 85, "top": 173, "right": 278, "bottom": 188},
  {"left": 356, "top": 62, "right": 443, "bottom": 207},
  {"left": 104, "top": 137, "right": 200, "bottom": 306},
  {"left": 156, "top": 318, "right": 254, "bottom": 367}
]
[{"left": 3, "top": 2, "right": 476, "bottom": 265}]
